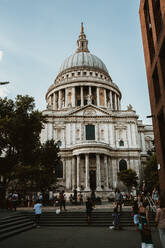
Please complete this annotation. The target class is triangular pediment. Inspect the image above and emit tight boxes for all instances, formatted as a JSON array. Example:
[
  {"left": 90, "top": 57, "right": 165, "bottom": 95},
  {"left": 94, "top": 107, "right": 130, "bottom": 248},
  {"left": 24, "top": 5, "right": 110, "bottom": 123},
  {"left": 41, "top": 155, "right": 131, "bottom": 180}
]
[{"left": 67, "top": 104, "right": 111, "bottom": 117}]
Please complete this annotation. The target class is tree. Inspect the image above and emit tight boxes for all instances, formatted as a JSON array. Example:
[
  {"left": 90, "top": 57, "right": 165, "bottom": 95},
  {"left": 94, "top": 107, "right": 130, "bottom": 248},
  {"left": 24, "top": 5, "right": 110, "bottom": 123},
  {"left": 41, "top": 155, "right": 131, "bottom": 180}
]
[
  {"left": 0, "top": 95, "right": 46, "bottom": 200},
  {"left": 144, "top": 153, "right": 159, "bottom": 192},
  {"left": 118, "top": 169, "right": 138, "bottom": 193}
]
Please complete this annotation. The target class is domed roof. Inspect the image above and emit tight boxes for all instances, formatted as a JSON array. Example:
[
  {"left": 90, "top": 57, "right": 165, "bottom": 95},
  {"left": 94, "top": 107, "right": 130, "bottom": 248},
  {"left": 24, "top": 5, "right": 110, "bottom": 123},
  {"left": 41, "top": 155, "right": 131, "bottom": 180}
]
[
  {"left": 59, "top": 52, "right": 109, "bottom": 74},
  {"left": 58, "top": 23, "right": 109, "bottom": 76}
]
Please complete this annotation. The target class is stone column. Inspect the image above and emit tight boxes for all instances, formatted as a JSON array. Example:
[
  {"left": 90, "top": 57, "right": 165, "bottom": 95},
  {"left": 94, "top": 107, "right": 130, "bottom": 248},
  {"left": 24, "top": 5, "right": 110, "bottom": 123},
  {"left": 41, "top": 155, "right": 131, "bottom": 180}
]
[
  {"left": 85, "top": 154, "right": 90, "bottom": 191},
  {"left": 108, "top": 156, "right": 113, "bottom": 188},
  {"left": 141, "top": 132, "right": 146, "bottom": 152},
  {"left": 72, "top": 156, "right": 76, "bottom": 190},
  {"left": 89, "top": 86, "right": 92, "bottom": 95},
  {"left": 119, "top": 97, "right": 121, "bottom": 110},
  {"left": 80, "top": 86, "right": 84, "bottom": 106},
  {"left": 53, "top": 93, "right": 56, "bottom": 110},
  {"left": 112, "top": 159, "right": 117, "bottom": 189},
  {"left": 62, "top": 158, "right": 66, "bottom": 180},
  {"left": 65, "top": 88, "right": 68, "bottom": 107},
  {"left": 76, "top": 155, "right": 81, "bottom": 191},
  {"left": 104, "top": 89, "right": 107, "bottom": 107},
  {"left": 116, "top": 96, "right": 119, "bottom": 110},
  {"left": 58, "top": 90, "right": 62, "bottom": 109},
  {"left": 110, "top": 91, "right": 113, "bottom": 109},
  {"left": 96, "top": 154, "right": 102, "bottom": 191},
  {"left": 131, "top": 123, "right": 136, "bottom": 146},
  {"left": 97, "top": 87, "right": 100, "bottom": 106},
  {"left": 66, "top": 158, "right": 72, "bottom": 190},
  {"left": 72, "top": 87, "right": 75, "bottom": 107},
  {"left": 114, "top": 94, "right": 117, "bottom": 110},
  {"left": 104, "top": 155, "right": 109, "bottom": 191}
]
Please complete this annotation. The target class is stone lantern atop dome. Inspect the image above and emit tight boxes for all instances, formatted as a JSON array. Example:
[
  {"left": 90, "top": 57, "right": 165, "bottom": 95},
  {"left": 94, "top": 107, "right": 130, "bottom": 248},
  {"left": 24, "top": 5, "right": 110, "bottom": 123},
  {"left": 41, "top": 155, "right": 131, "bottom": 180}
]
[{"left": 76, "top": 23, "right": 89, "bottom": 53}]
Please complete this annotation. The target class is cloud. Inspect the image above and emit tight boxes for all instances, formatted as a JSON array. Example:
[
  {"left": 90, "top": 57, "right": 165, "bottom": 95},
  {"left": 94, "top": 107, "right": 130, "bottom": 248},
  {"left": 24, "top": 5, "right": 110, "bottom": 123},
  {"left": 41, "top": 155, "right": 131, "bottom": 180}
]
[
  {"left": 0, "top": 87, "right": 9, "bottom": 97},
  {"left": 0, "top": 50, "right": 3, "bottom": 62}
]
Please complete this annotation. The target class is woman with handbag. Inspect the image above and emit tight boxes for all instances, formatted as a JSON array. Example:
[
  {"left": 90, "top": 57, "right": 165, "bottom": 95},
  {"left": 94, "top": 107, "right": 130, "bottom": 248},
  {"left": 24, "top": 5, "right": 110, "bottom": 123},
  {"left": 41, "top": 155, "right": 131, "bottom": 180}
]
[{"left": 138, "top": 201, "right": 154, "bottom": 248}]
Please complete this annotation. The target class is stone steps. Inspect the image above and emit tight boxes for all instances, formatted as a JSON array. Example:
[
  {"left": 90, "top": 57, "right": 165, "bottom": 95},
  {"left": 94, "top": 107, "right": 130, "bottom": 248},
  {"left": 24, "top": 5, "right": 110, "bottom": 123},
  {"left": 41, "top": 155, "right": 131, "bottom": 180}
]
[
  {"left": 0, "top": 213, "right": 34, "bottom": 240},
  {"left": 23, "top": 211, "right": 155, "bottom": 227}
]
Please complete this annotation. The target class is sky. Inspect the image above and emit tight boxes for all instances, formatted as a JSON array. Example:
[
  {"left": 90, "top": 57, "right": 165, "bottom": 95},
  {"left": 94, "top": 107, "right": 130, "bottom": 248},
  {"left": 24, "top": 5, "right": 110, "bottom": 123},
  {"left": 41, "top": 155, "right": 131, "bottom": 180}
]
[{"left": 0, "top": 0, "right": 152, "bottom": 124}]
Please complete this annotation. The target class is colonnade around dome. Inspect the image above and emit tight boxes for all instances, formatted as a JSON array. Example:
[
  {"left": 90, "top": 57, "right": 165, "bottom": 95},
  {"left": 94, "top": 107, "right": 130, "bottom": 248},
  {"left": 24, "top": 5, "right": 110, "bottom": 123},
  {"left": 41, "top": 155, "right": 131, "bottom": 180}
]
[{"left": 47, "top": 84, "right": 121, "bottom": 111}]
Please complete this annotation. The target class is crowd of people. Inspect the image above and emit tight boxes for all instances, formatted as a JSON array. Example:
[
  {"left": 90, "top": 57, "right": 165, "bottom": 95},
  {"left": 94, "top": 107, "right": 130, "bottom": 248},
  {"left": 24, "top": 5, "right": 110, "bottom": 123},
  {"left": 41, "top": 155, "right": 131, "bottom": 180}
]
[{"left": 4, "top": 187, "right": 165, "bottom": 248}]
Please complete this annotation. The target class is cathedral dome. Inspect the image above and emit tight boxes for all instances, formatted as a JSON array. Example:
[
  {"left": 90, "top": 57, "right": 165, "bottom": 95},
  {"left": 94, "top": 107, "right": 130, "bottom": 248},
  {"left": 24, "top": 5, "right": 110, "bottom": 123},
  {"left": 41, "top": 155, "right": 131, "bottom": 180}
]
[
  {"left": 59, "top": 52, "right": 109, "bottom": 75},
  {"left": 58, "top": 23, "right": 109, "bottom": 76}
]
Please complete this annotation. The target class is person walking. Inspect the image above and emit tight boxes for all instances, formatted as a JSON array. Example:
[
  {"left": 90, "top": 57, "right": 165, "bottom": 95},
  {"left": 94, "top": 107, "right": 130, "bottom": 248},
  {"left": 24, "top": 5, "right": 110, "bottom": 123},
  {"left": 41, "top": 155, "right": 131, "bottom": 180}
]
[
  {"left": 33, "top": 200, "right": 42, "bottom": 227},
  {"left": 115, "top": 189, "right": 123, "bottom": 212},
  {"left": 132, "top": 197, "right": 139, "bottom": 231},
  {"left": 155, "top": 196, "right": 165, "bottom": 248},
  {"left": 112, "top": 207, "right": 120, "bottom": 230},
  {"left": 86, "top": 197, "right": 93, "bottom": 224},
  {"left": 138, "top": 201, "right": 154, "bottom": 248},
  {"left": 91, "top": 190, "right": 96, "bottom": 209},
  {"left": 59, "top": 190, "right": 66, "bottom": 211}
]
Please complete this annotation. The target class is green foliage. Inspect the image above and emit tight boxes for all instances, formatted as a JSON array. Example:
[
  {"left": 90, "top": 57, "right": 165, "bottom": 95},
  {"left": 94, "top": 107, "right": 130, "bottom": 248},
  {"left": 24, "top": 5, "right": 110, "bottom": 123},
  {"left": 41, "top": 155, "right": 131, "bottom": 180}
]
[
  {"left": 118, "top": 169, "right": 138, "bottom": 192},
  {"left": 144, "top": 153, "right": 159, "bottom": 192},
  {"left": 0, "top": 95, "right": 60, "bottom": 194}
]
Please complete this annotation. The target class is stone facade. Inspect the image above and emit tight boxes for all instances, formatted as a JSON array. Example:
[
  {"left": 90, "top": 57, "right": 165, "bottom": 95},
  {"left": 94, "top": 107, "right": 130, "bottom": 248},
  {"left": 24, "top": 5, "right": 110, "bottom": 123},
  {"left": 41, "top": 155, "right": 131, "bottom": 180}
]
[{"left": 41, "top": 24, "right": 154, "bottom": 193}]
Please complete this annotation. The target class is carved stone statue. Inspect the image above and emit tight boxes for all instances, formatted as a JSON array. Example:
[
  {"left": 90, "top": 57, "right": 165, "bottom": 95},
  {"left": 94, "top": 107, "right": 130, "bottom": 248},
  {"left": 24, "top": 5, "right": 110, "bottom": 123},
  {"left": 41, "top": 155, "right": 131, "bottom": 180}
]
[
  {"left": 127, "top": 104, "right": 133, "bottom": 111},
  {"left": 107, "top": 100, "right": 111, "bottom": 110},
  {"left": 87, "top": 94, "right": 92, "bottom": 104}
]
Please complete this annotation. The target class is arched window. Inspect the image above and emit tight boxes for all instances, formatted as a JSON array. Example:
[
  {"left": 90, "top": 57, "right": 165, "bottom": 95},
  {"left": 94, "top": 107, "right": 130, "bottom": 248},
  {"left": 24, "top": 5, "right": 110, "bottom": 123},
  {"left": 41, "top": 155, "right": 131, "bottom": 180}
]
[
  {"left": 56, "top": 161, "right": 63, "bottom": 178},
  {"left": 119, "top": 140, "right": 124, "bottom": 146},
  {"left": 119, "top": 159, "right": 127, "bottom": 171}
]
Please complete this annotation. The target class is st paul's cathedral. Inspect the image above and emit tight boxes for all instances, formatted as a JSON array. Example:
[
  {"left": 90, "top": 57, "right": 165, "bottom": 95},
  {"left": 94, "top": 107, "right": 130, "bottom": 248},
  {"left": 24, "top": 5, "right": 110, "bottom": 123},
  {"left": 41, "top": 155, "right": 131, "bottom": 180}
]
[{"left": 41, "top": 24, "right": 154, "bottom": 195}]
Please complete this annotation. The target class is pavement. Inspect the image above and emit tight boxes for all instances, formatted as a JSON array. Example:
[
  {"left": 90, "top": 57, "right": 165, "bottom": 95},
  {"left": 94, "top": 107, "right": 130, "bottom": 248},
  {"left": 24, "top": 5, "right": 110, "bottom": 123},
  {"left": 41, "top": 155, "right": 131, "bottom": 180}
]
[
  {"left": 0, "top": 205, "right": 162, "bottom": 248},
  {"left": 0, "top": 226, "right": 162, "bottom": 248}
]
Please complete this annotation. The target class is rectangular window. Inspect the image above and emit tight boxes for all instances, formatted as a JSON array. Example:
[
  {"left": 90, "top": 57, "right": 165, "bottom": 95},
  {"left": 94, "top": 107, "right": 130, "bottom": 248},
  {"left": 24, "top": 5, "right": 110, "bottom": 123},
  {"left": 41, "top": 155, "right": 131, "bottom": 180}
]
[
  {"left": 158, "top": 109, "right": 165, "bottom": 167},
  {"left": 159, "top": 38, "right": 165, "bottom": 88},
  {"left": 77, "top": 99, "right": 81, "bottom": 106},
  {"left": 152, "top": 0, "right": 162, "bottom": 39},
  {"left": 144, "top": 0, "right": 155, "bottom": 63},
  {"left": 152, "top": 66, "right": 161, "bottom": 103},
  {"left": 86, "top": 125, "right": 95, "bottom": 140}
]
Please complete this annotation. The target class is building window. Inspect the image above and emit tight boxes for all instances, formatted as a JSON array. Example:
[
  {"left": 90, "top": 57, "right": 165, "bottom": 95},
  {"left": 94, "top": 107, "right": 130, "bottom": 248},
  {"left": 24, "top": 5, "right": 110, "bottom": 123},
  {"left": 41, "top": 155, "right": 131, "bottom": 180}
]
[
  {"left": 152, "top": 0, "right": 162, "bottom": 38},
  {"left": 90, "top": 72, "right": 93, "bottom": 76},
  {"left": 78, "top": 72, "right": 81, "bottom": 76},
  {"left": 77, "top": 99, "right": 81, "bottom": 106},
  {"left": 119, "top": 159, "right": 127, "bottom": 171},
  {"left": 86, "top": 125, "right": 95, "bottom": 140},
  {"left": 119, "top": 140, "right": 124, "bottom": 147},
  {"left": 159, "top": 38, "right": 165, "bottom": 88},
  {"left": 95, "top": 73, "right": 98, "bottom": 76},
  {"left": 158, "top": 109, "right": 165, "bottom": 167},
  {"left": 72, "top": 73, "right": 75, "bottom": 76},
  {"left": 83, "top": 71, "right": 86, "bottom": 76},
  {"left": 144, "top": 0, "right": 155, "bottom": 63},
  {"left": 56, "top": 161, "right": 63, "bottom": 178},
  {"left": 152, "top": 66, "right": 161, "bottom": 103}
]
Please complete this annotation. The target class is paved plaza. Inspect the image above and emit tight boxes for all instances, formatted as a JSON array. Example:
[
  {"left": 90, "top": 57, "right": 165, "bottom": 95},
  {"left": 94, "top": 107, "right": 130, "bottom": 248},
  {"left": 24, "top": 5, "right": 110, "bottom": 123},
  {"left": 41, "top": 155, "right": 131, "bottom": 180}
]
[
  {"left": 0, "top": 226, "right": 162, "bottom": 248},
  {"left": 0, "top": 206, "right": 162, "bottom": 248}
]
